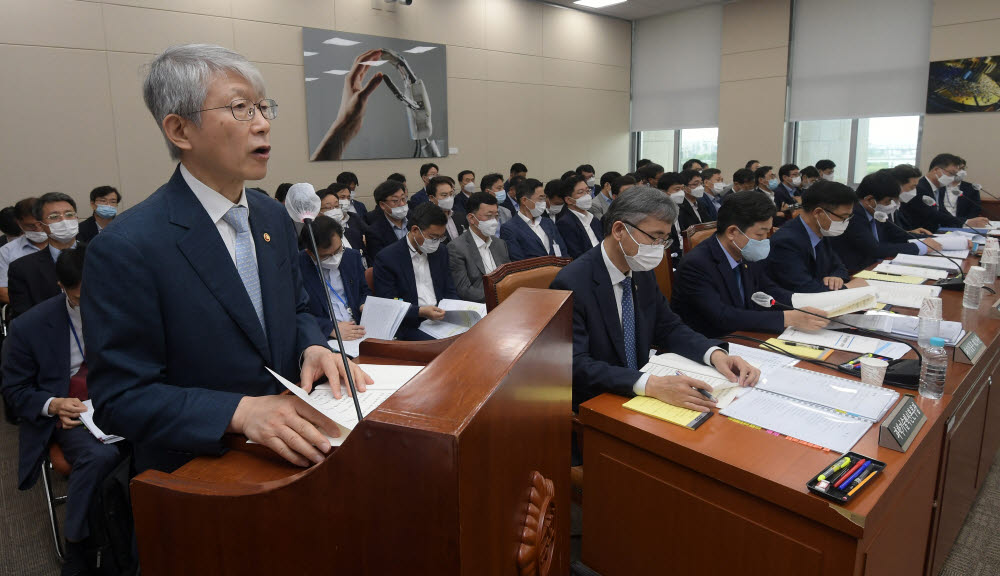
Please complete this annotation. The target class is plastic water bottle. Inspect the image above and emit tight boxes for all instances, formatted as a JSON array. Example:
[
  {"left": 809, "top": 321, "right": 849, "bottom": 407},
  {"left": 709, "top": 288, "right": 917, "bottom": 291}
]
[
  {"left": 917, "top": 316, "right": 941, "bottom": 348},
  {"left": 918, "top": 337, "right": 948, "bottom": 400}
]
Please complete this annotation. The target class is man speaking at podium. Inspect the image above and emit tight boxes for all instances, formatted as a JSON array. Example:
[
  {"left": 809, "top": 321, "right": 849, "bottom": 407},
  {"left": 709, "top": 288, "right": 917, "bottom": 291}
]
[{"left": 82, "top": 44, "right": 372, "bottom": 473}]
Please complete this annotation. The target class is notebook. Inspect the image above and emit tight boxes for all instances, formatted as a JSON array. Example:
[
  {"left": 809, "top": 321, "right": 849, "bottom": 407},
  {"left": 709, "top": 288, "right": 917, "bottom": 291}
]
[
  {"left": 791, "top": 287, "right": 878, "bottom": 317},
  {"left": 853, "top": 270, "right": 926, "bottom": 285},
  {"left": 872, "top": 262, "right": 948, "bottom": 281},
  {"left": 891, "top": 253, "right": 961, "bottom": 272},
  {"left": 623, "top": 396, "right": 713, "bottom": 430}
]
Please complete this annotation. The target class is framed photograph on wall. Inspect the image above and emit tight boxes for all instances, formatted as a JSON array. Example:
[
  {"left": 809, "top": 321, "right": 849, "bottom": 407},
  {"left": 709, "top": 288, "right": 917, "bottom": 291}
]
[{"left": 926, "top": 56, "right": 1000, "bottom": 114}]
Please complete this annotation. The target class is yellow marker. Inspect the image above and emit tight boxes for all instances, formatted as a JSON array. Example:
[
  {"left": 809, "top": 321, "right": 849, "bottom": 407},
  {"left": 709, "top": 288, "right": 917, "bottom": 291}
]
[{"left": 817, "top": 456, "right": 851, "bottom": 481}]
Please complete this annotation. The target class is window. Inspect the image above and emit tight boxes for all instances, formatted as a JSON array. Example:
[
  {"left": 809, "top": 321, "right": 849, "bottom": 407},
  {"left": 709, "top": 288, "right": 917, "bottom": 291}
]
[
  {"left": 635, "top": 128, "right": 719, "bottom": 172},
  {"left": 638, "top": 130, "right": 676, "bottom": 171},
  {"left": 679, "top": 128, "right": 719, "bottom": 169},
  {"left": 793, "top": 115, "right": 921, "bottom": 184}
]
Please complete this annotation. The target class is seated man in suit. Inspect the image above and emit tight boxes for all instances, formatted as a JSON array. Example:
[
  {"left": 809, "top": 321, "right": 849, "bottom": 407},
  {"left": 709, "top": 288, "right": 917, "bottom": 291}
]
[
  {"left": 730, "top": 168, "right": 755, "bottom": 194},
  {"left": 765, "top": 180, "right": 869, "bottom": 293},
  {"left": 298, "top": 215, "right": 369, "bottom": 341},
  {"left": 903, "top": 153, "right": 989, "bottom": 232},
  {"left": 636, "top": 163, "right": 665, "bottom": 187},
  {"left": 319, "top": 184, "right": 368, "bottom": 263},
  {"left": 829, "top": 169, "right": 942, "bottom": 273},
  {"left": 78, "top": 185, "right": 121, "bottom": 243},
  {"left": 2, "top": 247, "right": 123, "bottom": 572},
  {"left": 556, "top": 175, "right": 604, "bottom": 259},
  {"left": 335, "top": 171, "right": 369, "bottom": 222},
  {"left": 940, "top": 156, "right": 982, "bottom": 221},
  {"left": 655, "top": 172, "right": 686, "bottom": 262},
  {"left": 0, "top": 197, "right": 48, "bottom": 305},
  {"left": 407, "top": 162, "right": 439, "bottom": 210},
  {"left": 366, "top": 179, "right": 411, "bottom": 261},
  {"left": 501, "top": 178, "right": 568, "bottom": 261},
  {"left": 10, "top": 192, "right": 82, "bottom": 318},
  {"left": 676, "top": 169, "right": 714, "bottom": 232},
  {"left": 774, "top": 163, "right": 802, "bottom": 206},
  {"left": 549, "top": 186, "right": 761, "bottom": 429},
  {"left": 799, "top": 166, "right": 820, "bottom": 191},
  {"left": 890, "top": 164, "right": 934, "bottom": 235},
  {"left": 589, "top": 171, "right": 620, "bottom": 220},
  {"left": 699, "top": 168, "right": 724, "bottom": 218},
  {"left": 83, "top": 44, "right": 372, "bottom": 473},
  {"left": 481, "top": 173, "right": 514, "bottom": 228},
  {"left": 754, "top": 166, "right": 789, "bottom": 228},
  {"left": 815, "top": 159, "right": 836, "bottom": 181},
  {"left": 453, "top": 169, "right": 477, "bottom": 215},
  {"left": 448, "top": 192, "right": 511, "bottom": 303},
  {"left": 673, "top": 191, "right": 830, "bottom": 338},
  {"left": 612, "top": 174, "right": 636, "bottom": 201},
  {"left": 425, "top": 175, "right": 467, "bottom": 244},
  {"left": 373, "top": 203, "right": 456, "bottom": 340},
  {"left": 543, "top": 179, "right": 566, "bottom": 225}
]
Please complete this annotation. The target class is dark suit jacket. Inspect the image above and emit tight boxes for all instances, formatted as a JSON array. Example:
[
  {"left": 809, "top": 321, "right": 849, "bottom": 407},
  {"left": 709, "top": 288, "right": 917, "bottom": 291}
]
[
  {"left": 1, "top": 294, "right": 74, "bottom": 489},
  {"left": 298, "top": 248, "right": 370, "bottom": 337},
  {"left": 698, "top": 194, "right": 719, "bottom": 221},
  {"left": 341, "top": 212, "right": 368, "bottom": 263},
  {"left": 556, "top": 209, "right": 604, "bottom": 259},
  {"left": 78, "top": 216, "right": 101, "bottom": 243},
  {"left": 500, "top": 195, "right": 518, "bottom": 216},
  {"left": 500, "top": 214, "right": 568, "bottom": 261},
  {"left": 373, "top": 237, "right": 458, "bottom": 337},
  {"left": 936, "top": 181, "right": 981, "bottom": 221},
  {"left": 773, "top": 183, "right": 799, "bottom": 207},
  {"left": 81, "top": 166, "right": 328, "bottom": 473},
  {"left": 765, "top": 217, "right": 849, "bottom": 293},
  {"left": 8, "top": 247, "right": 61, "bottom": 318},
  {"left": 550, "top": 245, "right": 722, "bottom": 410},
  {"left": 408, "top": 188, "right": 429, "bottom": 210},
  {"left": 829, "top": 203, "right": 919, "bottom": 273},
  {"left": 904, "top": 177, "right": 964, "bottom": 232},
  {"left": 366, "top": 212, "right": 408, "bottom": 262},
  {"left": 350, "top": 199, "right": 369, "bottom": 223},
  {"left": 447, "top": 230, "right": 510, "bottom": 302},
  {"left": 672, "top": 236, "right": 791, "bottom": 338},
  {"left": 453, "top": 192, "right": 471, "bottom": 216},
  {"left": 677, "top": 198, "right": 713, "bottom": 232}
]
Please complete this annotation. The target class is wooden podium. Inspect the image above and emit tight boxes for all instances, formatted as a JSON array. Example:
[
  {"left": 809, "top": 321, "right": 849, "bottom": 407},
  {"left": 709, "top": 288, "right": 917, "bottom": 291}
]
[{"left": 129, "top": 288, "right": 574, "bottom": 576}]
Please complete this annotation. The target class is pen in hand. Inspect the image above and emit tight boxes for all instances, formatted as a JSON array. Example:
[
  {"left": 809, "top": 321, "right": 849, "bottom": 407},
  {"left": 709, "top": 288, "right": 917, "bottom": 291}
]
[{"left": 675, "top": 370, "right": 717, "bottom": 403}]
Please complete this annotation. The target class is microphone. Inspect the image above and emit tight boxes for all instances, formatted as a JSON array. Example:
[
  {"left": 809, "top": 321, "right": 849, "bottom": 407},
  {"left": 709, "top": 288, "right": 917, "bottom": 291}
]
[
  {"left": 751, "top": 292, "right": 922, "bottom": 389},
  {"left": 873, "top": 211, "right": 968, "bottom": 291},
  {"left": 285, "top": 183, "right": 364, "bottom": 422}
]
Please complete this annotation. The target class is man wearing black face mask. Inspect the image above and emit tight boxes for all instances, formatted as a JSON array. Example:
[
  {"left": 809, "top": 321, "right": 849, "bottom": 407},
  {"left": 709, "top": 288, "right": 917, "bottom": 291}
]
[{"left": 549, "top": 186, "right": 761, "bottom": 430}]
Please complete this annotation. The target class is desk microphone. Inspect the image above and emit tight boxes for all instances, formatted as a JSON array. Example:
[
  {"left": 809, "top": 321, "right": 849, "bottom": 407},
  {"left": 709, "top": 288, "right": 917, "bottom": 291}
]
[
  {"left": 873, "top": 211, "right": 968, "bottom": 291},
  {"left": 285, "top": 183, "right": 365, "bottom": 421},
  {"left": 751, "top": 292, "right": 922, "bottom": 389}
]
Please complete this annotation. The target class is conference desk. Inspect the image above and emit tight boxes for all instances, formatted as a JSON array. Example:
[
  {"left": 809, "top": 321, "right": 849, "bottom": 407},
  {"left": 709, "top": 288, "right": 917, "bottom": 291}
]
[{"left": 580, "top": 253, "right": 1000, "bottom": 576}]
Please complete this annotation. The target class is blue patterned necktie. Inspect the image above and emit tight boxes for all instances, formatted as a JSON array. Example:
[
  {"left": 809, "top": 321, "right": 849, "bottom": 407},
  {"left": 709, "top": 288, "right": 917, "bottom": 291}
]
[
  {"left": 621, "top": 276, "right": 637, "bottom": 370},
  {"left": 222, "top": 205, "right": 266, "bottom": 336}
]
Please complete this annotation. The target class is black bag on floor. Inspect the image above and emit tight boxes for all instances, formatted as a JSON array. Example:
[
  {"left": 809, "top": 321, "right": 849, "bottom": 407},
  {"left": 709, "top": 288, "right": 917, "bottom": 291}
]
[{"left": 84, "top": 447, "right": 138, "bottom": 576}]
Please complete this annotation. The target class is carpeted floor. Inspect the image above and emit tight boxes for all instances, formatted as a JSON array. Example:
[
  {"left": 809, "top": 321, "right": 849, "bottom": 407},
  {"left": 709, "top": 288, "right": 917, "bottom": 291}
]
[{"left": 0, "top": 415, "right": 997, "bottom": 575}]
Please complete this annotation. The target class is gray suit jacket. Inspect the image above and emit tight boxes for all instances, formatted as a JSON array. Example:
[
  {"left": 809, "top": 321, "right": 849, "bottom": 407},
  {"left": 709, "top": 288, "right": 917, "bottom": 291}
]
[
  {"left": 588, "top": 192, "right": 612, "bottom": 220},
  {"left": 447, "top": 229, "right": 511, "bottom": 303}
]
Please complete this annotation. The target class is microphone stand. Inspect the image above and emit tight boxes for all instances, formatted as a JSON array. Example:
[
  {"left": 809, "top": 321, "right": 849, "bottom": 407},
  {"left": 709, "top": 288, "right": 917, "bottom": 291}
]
[{"left": 304, "top": 218, "right": 364, "bottom": 422}]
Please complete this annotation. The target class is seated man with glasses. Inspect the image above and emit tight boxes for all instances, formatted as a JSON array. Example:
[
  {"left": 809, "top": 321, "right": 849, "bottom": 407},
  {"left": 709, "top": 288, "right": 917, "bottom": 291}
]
[
  {"left": 0, "top": 197, "right": 48, "bottom": 305},
  {"left": 764, "top": 180, "right": 868, "bottom": 293},
  {"left": 79, "top": 185, "right": 121, "bottom": 242},
  {"left": 366, "top": 179, "right": 411, "bottom": 261},
  {"left": 9, "top": 192, "right": 81, "bottom": 317},
  {"left": 550, "top": 186, "right": 761, "bottom": 463},
  {"left": 298, "top": 215, "right": 369, "bottom": 342},
  {"left": 373, "top": 203, "right": 457, "bottom": 341}
]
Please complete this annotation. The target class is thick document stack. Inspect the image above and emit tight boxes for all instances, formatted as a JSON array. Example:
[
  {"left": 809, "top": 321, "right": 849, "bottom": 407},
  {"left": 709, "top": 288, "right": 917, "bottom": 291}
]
[
  {"left": 721, "top": 367, "right": 899, "bottom": 453},
  {"left": 864, "top": 280, "right": 943, "bottom": 308},
  {"left": 891, "top": 253, "right": 962, "bottom": 272},
  {"left": 791, "top": 287, "right": 878, "bottom": 317}
]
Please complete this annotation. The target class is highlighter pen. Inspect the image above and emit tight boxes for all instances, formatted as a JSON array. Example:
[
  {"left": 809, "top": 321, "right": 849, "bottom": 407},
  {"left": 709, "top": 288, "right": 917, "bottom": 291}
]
[{"left": 817, "top": 457, "right": 852, "bottom": 482}]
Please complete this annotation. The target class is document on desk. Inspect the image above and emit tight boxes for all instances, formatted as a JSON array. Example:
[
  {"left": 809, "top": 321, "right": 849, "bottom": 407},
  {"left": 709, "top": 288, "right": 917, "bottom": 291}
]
[
  {"left": 418, "top": 299, "right": 488, "bottom": 339},
  {"left": 359, "top": 297, "right": 411, "bottom": 341},
  {"left": 757, "top": 367, "right": 899, "bottom": 421},
  {"left": 933, "top": 234, "right": 973, "bottom": 252},
  {"left": 936, "top": 248, "right": 970, "bottom": 260},
  {"left": 864, "top": 280, "right": 943, "bottom": 308},
  {"left": 644, "top": 353, "right": 747, "bottom": 408},
  {"left": 328, "top": 338, "right": 362, "bottom": 358},
  {"left": 778, "top": 327, "right": 882, "bottom": 354},
  {"left": 727, "top": 343, "right": 799, "bottom": 376},
  {"left": 873, "top": 262, "right": 948, "bottom": 281},
  {"left": 266, "top": 364, "right": 424, "bottom": 446},
  {"left": 80, "top": 400, "right": 125, "bottom": 445},
  {"left": 891, "top": 253, "right": 962, "bottom": 272},
  {"left": 791, "top": 287, "right": 878, "bottom": 317}
]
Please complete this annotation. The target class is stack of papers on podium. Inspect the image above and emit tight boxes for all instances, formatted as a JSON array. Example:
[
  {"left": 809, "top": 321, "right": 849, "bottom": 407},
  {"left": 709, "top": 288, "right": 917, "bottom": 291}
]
[
  {"left": 80, "top": 400, "right": 124, "bottom": 444},
  {"left": 418, "top": 299, "right": 488, "bottom": 339},
  {"left": 873, "top": 262, "right": 948, "bottom": 280},
  {"left": 891, "top": 253, "right": 962, "bottom": 272},
  {"left": 791, "top": 287, "right": 877, "bottom": 317},
  {"left": 864, "top": 280, "right": 942, "bottom": 308}
]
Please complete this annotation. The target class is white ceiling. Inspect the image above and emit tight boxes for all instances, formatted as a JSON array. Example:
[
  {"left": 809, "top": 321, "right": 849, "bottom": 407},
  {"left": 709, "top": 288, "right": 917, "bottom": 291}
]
[{"left": 541, "top": 0, "right": 732, "bottom": 21}]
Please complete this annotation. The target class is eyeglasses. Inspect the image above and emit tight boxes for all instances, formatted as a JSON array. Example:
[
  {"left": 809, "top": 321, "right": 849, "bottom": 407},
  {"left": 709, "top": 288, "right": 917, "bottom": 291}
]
[
  {"left": 624, "top": 221, "right": 673, "bottom": 248},
  {"left": 194, "top": 98, "right": 278, "bottom": 121},
  {"left": 44, "top": 211, "right": 77, "bottom": 223},
  {"left": 821, "top": 208, "right": 853, "bottom": 223}
]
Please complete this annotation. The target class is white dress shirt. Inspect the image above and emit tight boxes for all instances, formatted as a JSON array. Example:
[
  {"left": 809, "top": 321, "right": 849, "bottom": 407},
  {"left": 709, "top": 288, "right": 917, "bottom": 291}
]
[
  {"left": 0, "top": 235, "right": 42, "bottom": 287},
  {"left": 180, "top": 163, "right": 254, "bottom": 267},
  {"left": 473, "top": 231, "right": 498, "bottom": 274},
  {"left": 571, "top": 208, "right": 599, "bottom": 247},
  {"left": 686, "top": 199, "right": 703, "bottom": 223},
  {"left": 42, "top": 298, "right": 85, "bottom": 417},
  {"left": 324, "top": 265, "right": 353, "bottom": 322},
  {"left": 943, "top": 186, "right": 960, "bottom": 216},
  {"left": 407, "top": 236, "right": 437, "bottom": 307},
  {"left": 598, "top": 243, "right": 723, "bottom": 396},
  {"left": 519, "top": 211, "right": 550, "bottom": 251}
]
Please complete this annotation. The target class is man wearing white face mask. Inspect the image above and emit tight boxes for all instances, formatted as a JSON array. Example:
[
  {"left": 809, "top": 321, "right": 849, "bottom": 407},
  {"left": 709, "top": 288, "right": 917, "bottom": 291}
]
[
  {"left": 765, "top": 181, "right": 868, "bottom": 293},
  {"left": 454, "top": 169, "right": 477, "bottom": 215},
  {"left": 298, "top": 215, "right": 369, "bottom": 341},
  {"left": 815, "top": 159, "right": 836, "bottom": 182},
  {"left": 575, "top": 164, "right": 598, "bottom": 195},
  {"left": 0, "top": 197, "right": 48, "bottom": 305},
  {"left": 373, "top": 203, "right": 457, "bottom": 340},
  {"left": 589, "top": 171, "right": 620, "bottom": 220},
  {"left": 425, "top": 175, "right": 467, "bottom": 244},
  {"left": 321, "top": 185, "right": 368, "bottom": 265},
  {"left": 9, "top": 192, "right": 81, "bottom": 317},
  {"left": 557, "top": 175, "right": 604, "bottom": 259},
  {"left": 448, "top": 193, "right": 510, "bottom": 303},
  {"left": 775, "top": 164, "right": 802, "bottom": 206},
  {"left": 366, "top": 179, "right": 411, "bottom": 261},
  {"left": 911, "top": 153, "right": 989, "bottom": 231},
  {"left": 699, "top": 168, "right": 725, "bottom": 217},
  {"left": 829, "top": 169, "right": 941, "bottom": 273},
  {"left": 550, "top": 186, "right": 761, "bottom": 461},
  {"left": 677, "top": 170, "right": 714, "bottom": 232},
  {"left": 500, "top": 179, "right": 567, "bottom": 261}
]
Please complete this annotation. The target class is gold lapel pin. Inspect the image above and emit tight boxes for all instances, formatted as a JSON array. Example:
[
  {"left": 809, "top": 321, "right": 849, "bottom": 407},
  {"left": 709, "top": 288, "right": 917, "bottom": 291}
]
[{"left": 263, "top": 233, "right": 271, "bottom": 243}]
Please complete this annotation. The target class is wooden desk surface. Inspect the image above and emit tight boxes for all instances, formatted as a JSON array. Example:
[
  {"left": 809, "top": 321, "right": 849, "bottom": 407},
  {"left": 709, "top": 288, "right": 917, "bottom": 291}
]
[{"left": 581, "top": 256, "right": 1000, "bottom": 540}]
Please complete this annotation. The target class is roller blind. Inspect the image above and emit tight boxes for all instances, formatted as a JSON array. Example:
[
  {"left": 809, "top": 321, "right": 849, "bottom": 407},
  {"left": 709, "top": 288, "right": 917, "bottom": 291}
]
[
  {"left": 631, "top": 5, "right": 723, "bottom": 132},
  {"left": 788, "top": 0, "right": 932, "bottom": 121}
]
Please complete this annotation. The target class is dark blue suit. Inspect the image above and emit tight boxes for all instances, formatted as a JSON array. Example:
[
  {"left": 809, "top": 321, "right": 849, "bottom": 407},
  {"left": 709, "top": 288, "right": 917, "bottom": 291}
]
[
  {"left": 773, "top": 183, "right": 799, "bottom": 208},
  {"left": 341, "top": 212, "right": 368, "bottom": 264},
  {"left": 373, "top": 237, "right": 458, "bottom": 340},
  {"left": 902, "top": 177, "right": 964, "bottom": 232},
  {"left": 81, "top": 166, "right": 328, "bottom": 473},
  {"left": 350, "top": 198, "right": 369, "bottom": 223},
  {"left": 698, "top": 194, "right": 719, "bottom": 221},
  {"left": 453, "top": 192, "right": 471, "bottom": 215},
  {"left": 936, "top": 181, "right": 981, "bottom": 220},
  {"left": 500, "top": 214, "right": 568, "bottom": 261},
  {"left": 298, "top": 248, "right": 370, "bottom": 337},
  {"left": 408, "top": 187, "right": 429, "bottom": 210},
  {"left": 550, "top": 245, "right": 721, "bottom": 411},
  {"left": 765, "top": 217, "right": 849, "bottom": 293},
  {"left": 677, "top": 198, "right": 713, "bottom": 232},
  {"left": 2, "top": 294, "right": 121, "bottom": 540},
  {"left": 500, "top": 195, "right": 518, "bottom": 216},
  {"left": 672, "top": 237, "right": 791, "bottom": 338},
  {"left": 829, "top": 203, "right": 919, "bottom": 273},
  {"left": 366, "top": 212, "right": 408, "bottom": 262},
  {"left": 556, "top": 209, "right": 604, "bottom": 259}
]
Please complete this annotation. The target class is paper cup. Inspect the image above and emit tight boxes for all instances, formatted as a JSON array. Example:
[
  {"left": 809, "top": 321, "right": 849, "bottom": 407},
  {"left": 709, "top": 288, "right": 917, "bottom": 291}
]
[
  {"left": 919, "top": 297, "right": 943, "bottom": 320},
  {"left": 968, "top": 266, "right": 988, "bottom": 286},
  {"left": 859, "top": 357, "right": 890, "bottom": 387}
]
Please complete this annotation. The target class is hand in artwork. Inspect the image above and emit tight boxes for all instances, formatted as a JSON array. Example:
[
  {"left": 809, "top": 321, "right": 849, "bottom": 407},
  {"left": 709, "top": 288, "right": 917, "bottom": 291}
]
[{"left": 311, "top": 49, "right": 385, "bottom": 161}]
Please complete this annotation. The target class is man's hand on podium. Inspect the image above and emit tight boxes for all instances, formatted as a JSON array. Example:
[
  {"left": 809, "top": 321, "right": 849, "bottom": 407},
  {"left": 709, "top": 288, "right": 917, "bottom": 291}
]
[
  {"left": 299, "top": 345, "right": 373, "bottom": 397},
  {"left": 229, "top": 395, "right": 337, "bottom": 467}
]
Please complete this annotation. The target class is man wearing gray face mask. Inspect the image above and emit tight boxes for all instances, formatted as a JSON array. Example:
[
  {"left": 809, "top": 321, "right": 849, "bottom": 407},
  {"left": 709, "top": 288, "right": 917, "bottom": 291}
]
[
  {"left": 9, "top": 192, "right": 82, "bottom": 317},
  {"left": 0, "top": 197, "right": 48, "bottom": 305},
  {"left": 550, "top": 186, "right": 761, "bottom": 464}
]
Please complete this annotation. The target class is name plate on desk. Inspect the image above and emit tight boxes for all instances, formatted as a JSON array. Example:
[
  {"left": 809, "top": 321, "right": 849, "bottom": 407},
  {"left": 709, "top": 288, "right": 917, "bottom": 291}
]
[
  {"left": 879, "top": 395, "right": 926, "bottom": 452},
  {"left": 954, "top": 331, "right": 986, "bottom": 365}
]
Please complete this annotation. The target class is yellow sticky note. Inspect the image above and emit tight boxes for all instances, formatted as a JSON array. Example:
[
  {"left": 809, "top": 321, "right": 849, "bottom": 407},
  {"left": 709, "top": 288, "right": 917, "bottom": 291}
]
[
  {"left": 763, "top": 338, "right": 832, "bottom": 360},
  {"left": 623, "top": 396, "right": 712, "bottom": 430},
  {"left": 854, "top": 270, "right": 925, "bottom": 284}
]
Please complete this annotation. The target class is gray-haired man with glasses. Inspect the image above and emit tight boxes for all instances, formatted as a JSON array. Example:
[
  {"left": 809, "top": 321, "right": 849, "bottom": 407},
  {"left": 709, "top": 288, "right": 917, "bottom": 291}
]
[
  {"left": 8, "top": 192, "right": 80, "bottom": 317},
  {"left": 550, "top": 186, "right": 760, "bottom": 463},
  {"left": 81, "top": 44, "right": 373, "bottom": 474}
]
